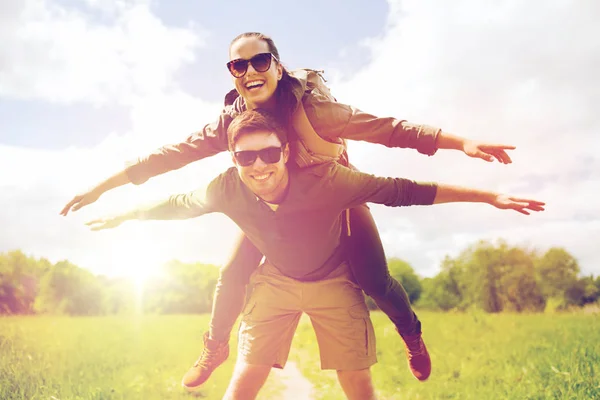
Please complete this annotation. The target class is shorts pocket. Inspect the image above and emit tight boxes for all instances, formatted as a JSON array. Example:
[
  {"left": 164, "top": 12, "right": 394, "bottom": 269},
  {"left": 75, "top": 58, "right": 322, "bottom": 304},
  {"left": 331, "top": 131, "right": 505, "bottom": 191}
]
[
  {"left": 241, "top": 300, "right": 256, "bottom": 319},
  {"left": 241, "top": 281, "right": 266, "bottom": 322},
  {"left": 348, "top": 303, "right": 376, "bottom": 358}
]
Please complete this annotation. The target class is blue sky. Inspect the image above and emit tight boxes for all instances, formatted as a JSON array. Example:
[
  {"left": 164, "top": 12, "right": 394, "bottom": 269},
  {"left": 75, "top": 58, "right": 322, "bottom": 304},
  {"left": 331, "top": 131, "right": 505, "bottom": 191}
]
[
  {"left": 1, "top": 0, "right": 599, "bottom": 280},
  {"left": 1, "top": 0, "right": 388, "bottom": 149}
]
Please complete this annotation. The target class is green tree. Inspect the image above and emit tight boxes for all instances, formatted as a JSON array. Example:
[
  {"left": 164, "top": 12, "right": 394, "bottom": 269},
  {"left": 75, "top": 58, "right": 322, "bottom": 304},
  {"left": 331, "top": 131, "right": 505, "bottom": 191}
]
[
  {"left": 417, "top": 272, "right": 462, "bottom": 311},
  {"left": 100, "top": 276, "right": 136, "bottom": 314},
  {"left": 564, "top": 276, "right": 600, "bottom": 307},
  {"left": 387, "top": 258, "right": 422, "bottom": 303},
  {"left": 35, "top": 260, "right": 106, "bottom": 315},
  {"left": 143, "top": 261, "right": 220, "bottom": 314},
  {"left": 536, "top": 247, "right": 579, "bottom": 298},
  {"left": 421, "top": 240, "right": 545, "bottom": 313},
  {"left": 417, "top": 256, "right": 465, "bottom": 311},
  {"left": 496, "top": 246, "right": 545, "bottom": 312},
  {"left": 0, "top": 250, "right": 50, "bottom": 314}
]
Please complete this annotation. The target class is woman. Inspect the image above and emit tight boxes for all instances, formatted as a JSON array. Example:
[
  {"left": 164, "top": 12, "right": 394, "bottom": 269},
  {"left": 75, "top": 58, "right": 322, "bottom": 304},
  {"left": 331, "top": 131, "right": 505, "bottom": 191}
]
[{"left": 61, "top": 32, "right": 515, "bottom": 389}]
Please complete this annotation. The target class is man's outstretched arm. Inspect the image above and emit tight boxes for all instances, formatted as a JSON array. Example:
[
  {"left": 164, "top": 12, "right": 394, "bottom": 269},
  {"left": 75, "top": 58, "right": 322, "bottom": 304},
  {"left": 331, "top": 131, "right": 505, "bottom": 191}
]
[
  {"left": 86, "top": 186, "right": 218, "bottom": 231},
  {"left": 432, "top": 185, "right": 545, "bottom": 215},
  {"left": 328, "top": 163, "right": 545, "bottom": 215}
]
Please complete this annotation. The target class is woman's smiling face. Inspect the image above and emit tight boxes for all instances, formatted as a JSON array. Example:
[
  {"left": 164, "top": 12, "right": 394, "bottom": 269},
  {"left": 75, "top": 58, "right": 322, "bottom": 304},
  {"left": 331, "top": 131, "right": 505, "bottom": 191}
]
[{"left": 229, "top": 36, "right": 282, "bottom": 110}]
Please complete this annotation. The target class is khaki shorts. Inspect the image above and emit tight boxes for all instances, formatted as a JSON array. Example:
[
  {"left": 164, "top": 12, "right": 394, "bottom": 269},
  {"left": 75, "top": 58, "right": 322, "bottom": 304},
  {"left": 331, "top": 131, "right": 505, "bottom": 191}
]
[{"left": 237, "top": 262, "right": 377, "bottom": 371}]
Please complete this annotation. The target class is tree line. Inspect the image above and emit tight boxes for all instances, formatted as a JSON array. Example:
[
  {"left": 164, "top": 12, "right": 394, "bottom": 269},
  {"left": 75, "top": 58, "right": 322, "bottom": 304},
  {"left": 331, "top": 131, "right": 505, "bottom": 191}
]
[
  {"left": 395, "top": 240, "right": 599, "bottom": 312},
  {"left": 0, "top": 252, "right": 219, "bottom": 316},
  {"left": 1, "top": 240, "right": 598, "bottom": 316}
]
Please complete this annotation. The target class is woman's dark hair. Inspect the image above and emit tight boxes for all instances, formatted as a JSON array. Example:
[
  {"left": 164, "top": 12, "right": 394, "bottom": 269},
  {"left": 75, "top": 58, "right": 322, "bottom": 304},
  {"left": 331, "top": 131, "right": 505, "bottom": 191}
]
[{"left": 229, "top": 32, "right": 299, "bottom": 129}]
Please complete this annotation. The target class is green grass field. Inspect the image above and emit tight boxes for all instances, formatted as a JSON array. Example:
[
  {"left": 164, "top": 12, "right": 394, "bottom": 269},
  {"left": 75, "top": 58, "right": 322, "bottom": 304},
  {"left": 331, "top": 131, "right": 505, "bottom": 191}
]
[{"left": 1, "top": 312, "right": 599, "bottom": 399}]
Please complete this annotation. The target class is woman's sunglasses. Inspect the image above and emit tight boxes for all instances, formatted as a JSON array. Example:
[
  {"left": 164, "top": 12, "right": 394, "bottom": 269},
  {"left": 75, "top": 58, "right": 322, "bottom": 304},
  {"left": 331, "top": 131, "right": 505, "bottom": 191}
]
[
  {"left": 233, "top": 146, "right": 283, "bottom": 167},
  {"left": 226, "top": 53, "right": 278, "bottom": 78}
]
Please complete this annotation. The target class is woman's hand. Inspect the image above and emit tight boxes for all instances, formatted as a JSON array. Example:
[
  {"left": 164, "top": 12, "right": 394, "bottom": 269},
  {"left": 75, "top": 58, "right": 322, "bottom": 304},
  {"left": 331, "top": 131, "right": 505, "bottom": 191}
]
[
  {"left": 60, "top": 171, "right": 131, "bottom": 216},
  {"left": 60, "top": 189, "right": 102, "bottom": 216},
  {"left": 462, "top": 140, "right": 516, "bottom": 164}
]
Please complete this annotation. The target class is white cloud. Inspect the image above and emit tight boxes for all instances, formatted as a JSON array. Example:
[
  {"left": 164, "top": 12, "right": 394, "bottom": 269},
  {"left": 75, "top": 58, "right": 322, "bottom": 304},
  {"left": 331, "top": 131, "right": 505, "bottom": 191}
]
[
  {"left": 0, "top": 0, "right": 205, "bottom": 105},
  {"left": 83, "top": 0, "right": 151, "bottom": 16},
  {"left": 0, "top": 0, "right": 232, "bottom": 278},
  {"left": 1, "top": 0, "right": 598, "bottom": 280},
  {"left": 328, "top": 0, "right": 600, "bottom": 275},
  {"left": 0, "top": 111, "right": 236, "bottom": 278}
]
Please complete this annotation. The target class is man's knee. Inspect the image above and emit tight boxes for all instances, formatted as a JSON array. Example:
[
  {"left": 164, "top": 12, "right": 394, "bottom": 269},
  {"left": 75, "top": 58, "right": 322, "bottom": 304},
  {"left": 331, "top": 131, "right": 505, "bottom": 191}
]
[
  {"left": 338, "top": 368, "right": 372, "bottom": 383},
  {"left": 223, "top": 362, "right": 271, "bottom": 400},
  {"left": 337, "top": 368, "right": 377, "bottom": 400}
]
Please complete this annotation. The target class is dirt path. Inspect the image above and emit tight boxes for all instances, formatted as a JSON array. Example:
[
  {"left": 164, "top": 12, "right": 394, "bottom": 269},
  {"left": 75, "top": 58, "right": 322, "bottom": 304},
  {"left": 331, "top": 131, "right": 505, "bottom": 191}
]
[{"left": 272, "top": 361, "right": 314, "bottom": 399}]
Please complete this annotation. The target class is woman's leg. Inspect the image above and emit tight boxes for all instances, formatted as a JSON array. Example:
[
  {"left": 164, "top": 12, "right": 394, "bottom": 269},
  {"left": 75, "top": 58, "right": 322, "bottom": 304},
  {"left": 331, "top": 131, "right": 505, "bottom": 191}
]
[
  {"left": 182, "top": 233, "right": 264, "bottom": 390},
  {"left": 345, "top": 205, "right": 420, "bottom": 335},
  {"left": 209, "top": 233, "right": 264, "bottom": 341},
  {"left": 345, "top": 205, "right": 431, "bottom": 381}
]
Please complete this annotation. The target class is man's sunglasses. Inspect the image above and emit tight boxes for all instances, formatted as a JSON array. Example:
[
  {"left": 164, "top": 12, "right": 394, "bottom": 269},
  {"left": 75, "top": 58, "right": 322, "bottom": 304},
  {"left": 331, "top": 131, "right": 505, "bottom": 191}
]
[
  {"left": 233, "top": 146, "right": 283, "bottom": 167},
  {"left": 226, "top": 53, "right": 278, "bottom": 78}
]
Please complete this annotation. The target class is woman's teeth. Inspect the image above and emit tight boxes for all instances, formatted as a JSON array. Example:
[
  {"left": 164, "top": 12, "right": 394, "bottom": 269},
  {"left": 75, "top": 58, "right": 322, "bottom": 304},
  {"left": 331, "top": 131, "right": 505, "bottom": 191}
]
[{"left": 246, "top": 80, "right": 264, "bottom": 89}]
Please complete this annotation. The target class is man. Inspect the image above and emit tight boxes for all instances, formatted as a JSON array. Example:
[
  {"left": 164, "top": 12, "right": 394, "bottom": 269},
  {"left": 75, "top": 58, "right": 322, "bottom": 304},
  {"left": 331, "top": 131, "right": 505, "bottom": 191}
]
[{"left": 88, "top": 109, "right": 544, "bottom": 400}]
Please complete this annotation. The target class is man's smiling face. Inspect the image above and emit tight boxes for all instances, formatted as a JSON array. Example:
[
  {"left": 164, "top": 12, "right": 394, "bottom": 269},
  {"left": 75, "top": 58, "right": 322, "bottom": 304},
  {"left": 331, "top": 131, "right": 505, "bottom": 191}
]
[{"left": 232, "top": 130, "right": 290, "bottom": 203}]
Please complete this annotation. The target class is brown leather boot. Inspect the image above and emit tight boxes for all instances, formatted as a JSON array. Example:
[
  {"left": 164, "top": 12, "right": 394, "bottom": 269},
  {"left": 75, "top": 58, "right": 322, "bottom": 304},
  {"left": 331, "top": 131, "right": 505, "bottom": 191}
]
[
  {"left": 401, "top": 332, "right": 431, "bottom": 381},
  {"left": 181, "top": 332, "right": 229, "bottom": 391}
]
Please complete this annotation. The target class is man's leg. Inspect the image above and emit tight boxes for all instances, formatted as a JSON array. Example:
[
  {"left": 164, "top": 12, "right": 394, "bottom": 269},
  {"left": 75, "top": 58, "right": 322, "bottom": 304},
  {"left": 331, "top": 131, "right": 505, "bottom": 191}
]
[
  {"left": 233, "top": 262, "right": 302, "bottom": 398},
  {"left": 182, "top": 234, "right": 263, "bottom": 391},
  {"left": 222, "top": 361, "right": 271, "bottom": 400},
  {"left": 345, "top": 205, "right": 431, "bottom": 381},
  {"left": 337, "top": 369, "right": 377, "bottom": 400},
  {"left": 304, "top": 262, "right": 378, "bottom": 398}
]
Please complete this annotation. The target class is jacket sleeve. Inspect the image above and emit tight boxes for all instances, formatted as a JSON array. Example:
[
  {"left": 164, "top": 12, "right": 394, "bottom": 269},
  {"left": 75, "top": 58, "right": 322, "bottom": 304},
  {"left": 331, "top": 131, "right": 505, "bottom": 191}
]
[
  {"left": 325, "top": 163, "right": 438, "bottom": 210},
  {"left": 303, "top": 94, "right": 441, "bottom": 156},
  {"left": 124, "top": 110, "right": 233, "bottom": 185},
  {"left": 136, "top": 174, "right": 225, "bottom": 220}
]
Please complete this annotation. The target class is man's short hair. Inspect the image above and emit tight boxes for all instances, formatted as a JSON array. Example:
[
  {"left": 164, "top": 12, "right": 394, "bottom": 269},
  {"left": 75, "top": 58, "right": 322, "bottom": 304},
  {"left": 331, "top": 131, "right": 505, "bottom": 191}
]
[{"left": 227, "top": 109, "right": 288, "bottom": 151}]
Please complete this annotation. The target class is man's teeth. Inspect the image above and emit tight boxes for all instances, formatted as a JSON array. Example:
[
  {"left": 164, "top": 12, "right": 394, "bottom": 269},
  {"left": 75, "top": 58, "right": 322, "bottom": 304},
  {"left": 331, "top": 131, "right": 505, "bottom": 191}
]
[{"left": 253, "top": 173, "right": 270, "bottom": 181}]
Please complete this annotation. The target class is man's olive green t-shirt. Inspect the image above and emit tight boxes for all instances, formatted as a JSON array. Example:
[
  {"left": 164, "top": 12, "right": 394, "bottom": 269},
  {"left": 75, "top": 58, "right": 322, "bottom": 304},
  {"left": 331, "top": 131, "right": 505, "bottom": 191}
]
[{"left": 135, "top": 163, "right": 437, "bottom": 281}]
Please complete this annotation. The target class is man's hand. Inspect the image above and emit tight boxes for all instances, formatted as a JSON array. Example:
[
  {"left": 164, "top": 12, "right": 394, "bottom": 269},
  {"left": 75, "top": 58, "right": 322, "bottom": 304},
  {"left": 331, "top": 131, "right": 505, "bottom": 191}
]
[
  {"left": 60, "top": 190, "right": 102, "bottom": 216},
  {"left": 85, "top": 215, "right": 126, "bottom": 231},
  {"left": 491, "top": 195, "right": 545, "bottom": 215},
  {"left": 463, "top": 140, "right": 516, "bottom": 164}
]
